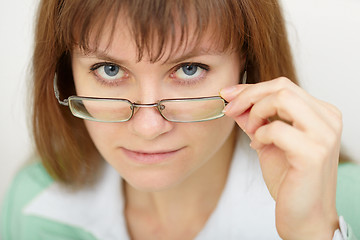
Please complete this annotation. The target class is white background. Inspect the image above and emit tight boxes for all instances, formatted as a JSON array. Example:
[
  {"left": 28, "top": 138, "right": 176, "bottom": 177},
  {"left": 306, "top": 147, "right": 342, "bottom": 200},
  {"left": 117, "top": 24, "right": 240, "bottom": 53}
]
[{"left": 0, "top": 0, "right": 359, "bottom": 208}]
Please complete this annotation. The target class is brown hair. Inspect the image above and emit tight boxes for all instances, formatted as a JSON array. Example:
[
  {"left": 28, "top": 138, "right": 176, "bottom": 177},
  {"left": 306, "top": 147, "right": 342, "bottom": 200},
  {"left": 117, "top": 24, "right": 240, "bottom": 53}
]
[{"left": 32, "top": 0, "right": 298, "bottom": 187}]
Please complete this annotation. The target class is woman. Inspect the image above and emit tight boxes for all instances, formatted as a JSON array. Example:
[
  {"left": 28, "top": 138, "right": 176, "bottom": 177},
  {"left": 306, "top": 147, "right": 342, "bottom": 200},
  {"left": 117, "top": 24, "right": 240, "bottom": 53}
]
[{"left": 2, "top": 0, "right": 359, "bottom": 239}]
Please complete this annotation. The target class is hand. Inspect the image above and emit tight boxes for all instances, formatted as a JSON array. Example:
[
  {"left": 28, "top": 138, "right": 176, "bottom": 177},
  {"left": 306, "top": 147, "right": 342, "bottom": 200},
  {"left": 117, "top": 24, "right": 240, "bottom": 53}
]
[{"left": 220, "top": 77, "right": 341, "bottom": 240}]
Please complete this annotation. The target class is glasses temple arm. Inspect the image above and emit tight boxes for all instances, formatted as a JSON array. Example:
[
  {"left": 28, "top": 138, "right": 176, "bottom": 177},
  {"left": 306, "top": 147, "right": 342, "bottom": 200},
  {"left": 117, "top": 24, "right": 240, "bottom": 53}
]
[
  {"left": 53, "top": 74, "right": 69, "bottom": 106},
  {"left": 241, "top": 71, "right": 247, "bottom": 84}
]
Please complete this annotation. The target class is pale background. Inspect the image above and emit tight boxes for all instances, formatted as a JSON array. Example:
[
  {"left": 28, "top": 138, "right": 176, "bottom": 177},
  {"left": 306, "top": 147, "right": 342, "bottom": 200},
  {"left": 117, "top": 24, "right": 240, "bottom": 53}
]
[{"left": 0, "top": 0, "right": 359, "bottom": 209}]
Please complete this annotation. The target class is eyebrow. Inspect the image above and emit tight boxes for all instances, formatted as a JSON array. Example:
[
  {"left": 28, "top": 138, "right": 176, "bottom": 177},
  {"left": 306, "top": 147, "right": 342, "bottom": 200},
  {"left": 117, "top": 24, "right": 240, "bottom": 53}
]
[
  {"left": 165, "top": 48, "right": 219, "bottom": 64},
  {"left": 79, "top": 50, "right": 128, "bottom": 65},
  {"left": 76, "top": 47, "right": 220, "bottom": 65}
]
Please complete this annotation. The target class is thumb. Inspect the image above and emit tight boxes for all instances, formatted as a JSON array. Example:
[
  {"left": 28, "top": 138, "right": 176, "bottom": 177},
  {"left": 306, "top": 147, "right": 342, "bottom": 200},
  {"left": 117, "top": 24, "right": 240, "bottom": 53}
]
[{"left": 227, "top": 108, "right": 254, "bottom": 141}]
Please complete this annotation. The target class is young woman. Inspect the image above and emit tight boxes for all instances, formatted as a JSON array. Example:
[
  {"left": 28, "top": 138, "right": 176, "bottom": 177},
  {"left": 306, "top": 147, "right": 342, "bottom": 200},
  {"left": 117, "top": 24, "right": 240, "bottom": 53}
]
[{"left": 2, "top": 0, "right": 360, "bottom": 239}]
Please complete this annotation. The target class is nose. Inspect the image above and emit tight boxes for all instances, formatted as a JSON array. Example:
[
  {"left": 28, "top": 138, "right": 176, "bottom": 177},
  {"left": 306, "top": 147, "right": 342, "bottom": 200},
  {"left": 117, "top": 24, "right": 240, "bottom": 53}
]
[{"left": 128, "top": 103, "right": 173, "bottom": 140}]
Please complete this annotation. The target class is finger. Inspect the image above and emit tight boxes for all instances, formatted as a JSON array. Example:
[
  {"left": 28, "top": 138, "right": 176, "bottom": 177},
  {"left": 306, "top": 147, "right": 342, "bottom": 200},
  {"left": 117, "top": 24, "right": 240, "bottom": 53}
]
[
  {"left": 220, "top": 84, "right": 248, "bottom": 101},
  {"left": 253, "top": 120, "right": 312, "bottom": 167},
  {"left": 254, "top": 120, "right": 341, "bottom": 172},
  {"left": 223, "top": 77, "right": 306, "bottom": 117},
  {"left": 317, "top": 100, "right": 342, "bottom": 118},
  {"left": 245, "top": 88, "right": 326, "bottom": 134},
  {"left": 311, "top": 99, "right": 343, "bottom": 133},
  {"left": 231, "top": 108, "right": 256, "bottom": 141},
  {"left": 232, "top": 107, "right": 250, "bottom": 130},
  {"left": 222, "top": 77, "right": 342, "bottom": 140}
]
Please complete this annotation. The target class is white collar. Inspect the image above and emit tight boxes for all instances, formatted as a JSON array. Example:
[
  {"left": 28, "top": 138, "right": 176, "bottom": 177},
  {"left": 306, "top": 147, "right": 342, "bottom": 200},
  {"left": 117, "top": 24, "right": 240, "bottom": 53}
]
[
  {"left": 195, "top": 133, "right": 278, "bottom": 239},
  {"left": 24, "top": 163, "right": 130, "bottom": 240},
  {"left": 24, "top": 133, "right": 279, "bottom": 239}
]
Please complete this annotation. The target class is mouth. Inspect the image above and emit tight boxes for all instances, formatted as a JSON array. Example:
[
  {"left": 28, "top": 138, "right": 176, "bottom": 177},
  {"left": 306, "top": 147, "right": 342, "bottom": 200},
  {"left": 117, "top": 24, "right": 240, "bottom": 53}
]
[{"left": 120, "top": 147, "right": 184, "bottom": 164}]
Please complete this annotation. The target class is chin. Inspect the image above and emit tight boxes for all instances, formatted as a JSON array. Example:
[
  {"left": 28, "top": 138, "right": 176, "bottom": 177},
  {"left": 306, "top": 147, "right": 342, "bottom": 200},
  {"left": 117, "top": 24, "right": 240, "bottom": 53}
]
[{"left": 122, "top": 167, "right": 191, "bottom": 192}]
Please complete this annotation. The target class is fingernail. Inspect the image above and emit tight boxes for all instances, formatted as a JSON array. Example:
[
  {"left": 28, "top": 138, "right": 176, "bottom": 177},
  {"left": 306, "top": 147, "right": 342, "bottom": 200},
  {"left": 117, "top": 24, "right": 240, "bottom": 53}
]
[{"left": 220, "top": 86, "right": 237, "bottom": 97}]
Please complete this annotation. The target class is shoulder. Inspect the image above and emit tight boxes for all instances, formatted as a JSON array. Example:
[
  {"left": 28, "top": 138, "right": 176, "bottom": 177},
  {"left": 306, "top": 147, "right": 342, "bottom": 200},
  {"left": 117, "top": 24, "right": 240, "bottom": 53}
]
[
  {"left": 2, "top": 161, "right": 54, "bottom": 217},
  {"left": 338, "top": 162, "right": 360, "bottom": 181},
  {"left": 337, "top": 162, "right": 360, "bottom": 192},
  {"left": 1, "top": 161, "right": 51, "bottom": 239},
  {"left": 2, "top": 161, "right": 54, "bottom": 213},
  {"left": 1, "top": 161, "right": 96, "bottom": 240},
  {"left": 8, "top": 161, "right": 54, "bottom": 193},
  {"left": 336, "top": 163, "right": 360, "bottom": 238}
]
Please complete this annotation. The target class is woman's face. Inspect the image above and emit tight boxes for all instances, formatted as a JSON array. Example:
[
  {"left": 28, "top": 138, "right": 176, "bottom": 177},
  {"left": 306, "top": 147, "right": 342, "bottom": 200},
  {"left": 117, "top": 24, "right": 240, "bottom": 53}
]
[{"left": 71, "top": 23, "right": 241, "bottom": 191}]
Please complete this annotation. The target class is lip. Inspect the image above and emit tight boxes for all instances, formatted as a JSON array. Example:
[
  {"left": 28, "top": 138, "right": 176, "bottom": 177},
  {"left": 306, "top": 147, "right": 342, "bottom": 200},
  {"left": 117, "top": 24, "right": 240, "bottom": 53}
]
[{"left": 120, "top": 147, "right": 184, "bottom": 164}]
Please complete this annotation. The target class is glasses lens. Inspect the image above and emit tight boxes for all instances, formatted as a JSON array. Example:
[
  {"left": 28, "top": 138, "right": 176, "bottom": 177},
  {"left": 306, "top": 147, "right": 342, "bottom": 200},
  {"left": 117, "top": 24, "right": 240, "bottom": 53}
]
[
  {"left": 159, "top": 97, "right": 226, "bottom": 122},
  {"left": 68, "top": 97, "right": 133, "bottom": 122}
]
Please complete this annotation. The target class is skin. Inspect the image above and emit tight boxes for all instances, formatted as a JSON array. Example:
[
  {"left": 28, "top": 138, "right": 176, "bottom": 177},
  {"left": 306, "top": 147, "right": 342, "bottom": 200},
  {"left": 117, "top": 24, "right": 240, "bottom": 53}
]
[
  {"left": 72, "top": 24, "right": 241, "bottom": 239},
  {"left": 221, "top": 79, "right": 341, "bottom": 239},
  {"left": 71, "top": 17, "right": 341, "bottom": 240}
]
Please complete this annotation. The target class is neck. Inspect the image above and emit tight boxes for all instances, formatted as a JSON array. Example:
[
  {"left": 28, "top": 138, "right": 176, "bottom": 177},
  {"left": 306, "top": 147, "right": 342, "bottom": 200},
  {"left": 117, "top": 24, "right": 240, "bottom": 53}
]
[{"left": 124, "top": 130, "right": 237, "bottom": 233}]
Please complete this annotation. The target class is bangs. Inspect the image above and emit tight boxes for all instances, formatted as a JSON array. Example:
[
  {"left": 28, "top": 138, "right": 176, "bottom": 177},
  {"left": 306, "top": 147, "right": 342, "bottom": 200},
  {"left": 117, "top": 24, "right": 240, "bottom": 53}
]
[{"left": 57, "top": 0, "right": 246, "bottom": 62}]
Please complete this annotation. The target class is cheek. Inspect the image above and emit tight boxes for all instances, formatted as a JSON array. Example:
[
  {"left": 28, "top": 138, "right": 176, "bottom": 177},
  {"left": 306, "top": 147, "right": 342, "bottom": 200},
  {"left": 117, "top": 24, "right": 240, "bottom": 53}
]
[
  {"left": 189, "top": 116, "right": 236, "bottom": 154},
  {"left": 83, "top": 121, "right": 124, "bottom": 157}
]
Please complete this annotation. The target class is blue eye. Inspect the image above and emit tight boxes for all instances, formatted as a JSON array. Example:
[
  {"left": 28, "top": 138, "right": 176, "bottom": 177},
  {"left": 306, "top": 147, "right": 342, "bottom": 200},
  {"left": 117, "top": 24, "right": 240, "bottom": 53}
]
[
  {"left": 182, "top": 65, "right": 198, "bottom": 76},
  {"left": 90, "top": 63, "right": 128, "bottom": 84},
  {"left": 172, "top": 63, "right": 208, "bottom": 81},
  {"left": 103, "top": 65, "right": 120, "bottom": 77}
]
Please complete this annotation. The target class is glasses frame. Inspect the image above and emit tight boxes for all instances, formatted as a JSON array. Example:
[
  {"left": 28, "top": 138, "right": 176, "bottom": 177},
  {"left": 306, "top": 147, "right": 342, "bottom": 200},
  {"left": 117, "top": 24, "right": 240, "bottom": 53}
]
[{"left": 53, "top": 75, "right": 229, "bottom": 123}]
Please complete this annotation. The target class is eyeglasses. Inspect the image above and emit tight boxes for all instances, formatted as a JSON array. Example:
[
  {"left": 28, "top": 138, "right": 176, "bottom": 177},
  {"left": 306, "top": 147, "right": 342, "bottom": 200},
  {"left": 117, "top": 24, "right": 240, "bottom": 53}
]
[{"left": 53, "top": 76, "right": 228, "bottom": 123}]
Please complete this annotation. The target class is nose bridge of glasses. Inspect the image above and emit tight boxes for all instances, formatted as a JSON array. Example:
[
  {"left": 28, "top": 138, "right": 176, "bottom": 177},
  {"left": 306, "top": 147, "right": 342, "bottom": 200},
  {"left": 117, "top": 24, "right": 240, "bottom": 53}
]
[
  {"left": 132, "top": 102, "right": 165, "bottom": 111},
  {"left": 130, "top": 102, "right": 167, "bottom": 122},
  {"left": 132, "top": 102, "right": 159, "bottom": 108}
]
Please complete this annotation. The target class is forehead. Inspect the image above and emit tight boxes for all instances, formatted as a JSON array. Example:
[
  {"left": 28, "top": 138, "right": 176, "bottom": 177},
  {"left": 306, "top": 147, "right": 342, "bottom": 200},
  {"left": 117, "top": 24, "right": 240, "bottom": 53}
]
[
  {"left": 65, "top": 0, "right": 244, "bottom": 63},
  {"left": 80, "top": 16, "right": 224, "bottom": 64}
]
